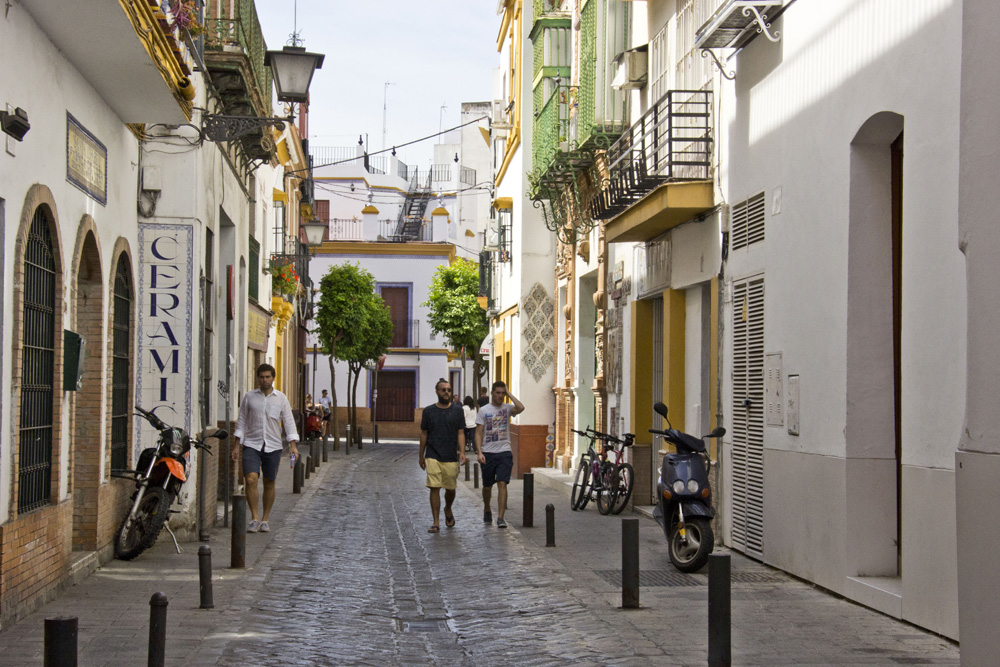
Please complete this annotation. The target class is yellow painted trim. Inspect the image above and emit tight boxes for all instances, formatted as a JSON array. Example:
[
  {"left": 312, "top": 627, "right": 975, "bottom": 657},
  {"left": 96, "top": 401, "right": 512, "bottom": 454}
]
[
  {"left": 497, "top": 303, "right": 519, "bottom": 321},
  {"left": 496, "top": 132, "right": 521, "bottom": 188},
  {"left": 663, "top": 289, "right": 686, "bottom": 434},
  {"left": 275, "top": 137, "right": 291, "bottom": 165},
  {"left": 120, "top": 0, "right": 194, "bottom": 118},
  {"left": 431, "top": 207, "right": 449, "bottom": 216},
  {"left": 388, "top": 348, "right": 452, "bottom": 355},
  {"left": 317, "top": 241, "right": 456, "bottom": 263},
  {"left": 709, "top": 276, "right": 720, "bottom": 458},
  {"left": 630, "top": 300, "right": 655, "bottom": 444},
  {"left": 313, "top": 176, "right": 408, "bottom": 195},
  {"left": 273, "top": 189, "right": 288, "bottom": 203},
  {"left": 477, "top": 296, "right": 489, "bottom": 310},
  {"left": 497, "top": 0, "right": 514, "bottom": 51},
  {"left": 361, "top": 205, "right": 379, "bottom": 214},
  {"left": 605, "top": 181, "right": 715, "bottom": 243},
  {"left": 465, "top": 229, "right": 477, "bottom": 237},
  {"left": 493, "top": 197, "right": 514, "bottom": 210}
]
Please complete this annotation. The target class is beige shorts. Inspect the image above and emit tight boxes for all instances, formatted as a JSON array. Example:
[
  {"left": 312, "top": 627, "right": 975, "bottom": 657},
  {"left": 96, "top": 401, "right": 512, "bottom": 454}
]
[{"left": 425, "top": 458, "right": 460, "bottom": 490}]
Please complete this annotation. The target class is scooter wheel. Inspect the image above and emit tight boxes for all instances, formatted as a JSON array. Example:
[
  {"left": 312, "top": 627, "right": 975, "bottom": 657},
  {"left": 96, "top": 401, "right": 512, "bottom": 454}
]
[{"left": 668, "top": 516, "right": 714, "bottom": 573}]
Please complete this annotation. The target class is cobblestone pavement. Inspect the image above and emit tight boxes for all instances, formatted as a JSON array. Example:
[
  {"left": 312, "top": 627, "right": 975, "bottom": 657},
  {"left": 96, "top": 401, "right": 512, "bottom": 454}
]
[
  {"left": 216, "top": 442, "right": 959, "bottom": 666},
  {"left": 0, "top": 440, "right": 961, "bottom": 666}
]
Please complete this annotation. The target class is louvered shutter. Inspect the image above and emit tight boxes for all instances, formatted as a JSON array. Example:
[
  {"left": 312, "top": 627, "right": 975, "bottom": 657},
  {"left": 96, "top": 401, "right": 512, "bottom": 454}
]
[
  {"left": 730, "top": 192, "right": 766, "bottom": 251},
  {"left": 731, "top": 275, "right": 765, "bottom": 558}
]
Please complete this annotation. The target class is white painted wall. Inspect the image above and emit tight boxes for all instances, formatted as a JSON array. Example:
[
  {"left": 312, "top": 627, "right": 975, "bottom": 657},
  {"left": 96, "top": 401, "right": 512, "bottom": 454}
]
[{"left": 723, "top": 0, "right": 964, "bottom": 638}]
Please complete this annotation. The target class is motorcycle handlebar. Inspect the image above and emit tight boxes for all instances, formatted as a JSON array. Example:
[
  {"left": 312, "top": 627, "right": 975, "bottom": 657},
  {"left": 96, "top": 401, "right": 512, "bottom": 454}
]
[{"left": 134, "top": 405, "right": 168, "bottom": 431}]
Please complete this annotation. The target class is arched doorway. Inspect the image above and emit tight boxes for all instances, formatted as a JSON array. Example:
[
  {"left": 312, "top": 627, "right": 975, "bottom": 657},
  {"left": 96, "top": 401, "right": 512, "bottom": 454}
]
[
  {"left": 847, "top": 111, "right": 904, "bottom": 578},
  {"left": 72, "top": 227, "right": 103, "bottom": 552}
]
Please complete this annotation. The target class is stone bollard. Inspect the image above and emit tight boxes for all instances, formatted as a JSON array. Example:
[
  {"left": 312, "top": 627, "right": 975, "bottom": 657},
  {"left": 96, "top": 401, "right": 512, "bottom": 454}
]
[
  {"left": 148, "top": 592, "right": 168, "bottom": 667},
  {"left": 545, "top": 504, "right": 555, "bottom": 547},
  {"left": 198, "top": 546, "right": 214, "bottom": 609},
  {"left": 231, "top": 494, "right": 246, "bottom": 569},
  {"left": 708, "top": 553, "right": 732, "bottom": 667},
  {"left": 44, "top": 616, "right": 77, "bottom": 667},
  {"left": 522, "top": 473, "right": 534, "bottom": 528},
  {"left": 293, "top": 455, "right": 303, "bottom": 493},
  {"left": 622, "top": 519, "right": 640, "bottom": 609}
]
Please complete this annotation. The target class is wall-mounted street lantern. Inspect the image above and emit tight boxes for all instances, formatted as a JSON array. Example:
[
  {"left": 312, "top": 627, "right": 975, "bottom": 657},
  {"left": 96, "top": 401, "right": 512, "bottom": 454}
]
[
  {"left": 201, "top": 45, "right": 325, "bottom": 143},
  {"left": 0, "top": 107, "right": 30, "bottom": 141}
]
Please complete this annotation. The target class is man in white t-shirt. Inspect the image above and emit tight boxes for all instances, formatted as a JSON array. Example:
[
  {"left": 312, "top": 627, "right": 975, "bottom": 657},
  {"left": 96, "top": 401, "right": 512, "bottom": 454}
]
[
  {"left": 475, "top": 381, "right": 524, "bottom": 528},
  {"left": 318, "top": 389, "right": 333, "bottom": 436}
]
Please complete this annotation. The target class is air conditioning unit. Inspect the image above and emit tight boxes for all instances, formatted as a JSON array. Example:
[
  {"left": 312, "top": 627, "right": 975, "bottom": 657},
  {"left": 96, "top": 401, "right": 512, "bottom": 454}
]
[
  {"left": 492, "top": 100, "right": 513, "bottom": 136},
  {"left": 612, "top": 46, "right": 648, "bottom": 91}
]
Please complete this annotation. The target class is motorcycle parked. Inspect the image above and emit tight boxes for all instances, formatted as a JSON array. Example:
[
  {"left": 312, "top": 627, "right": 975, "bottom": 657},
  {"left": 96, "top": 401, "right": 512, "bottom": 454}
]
[
  {"left": 113, "top": 405, "right": 227, "bottom": 561},
  {"left": 305, "top": 404, "right": 324, "bottom": 441},
  {"left": 650, "top": 402, "right": 725, "bottom": 573}
]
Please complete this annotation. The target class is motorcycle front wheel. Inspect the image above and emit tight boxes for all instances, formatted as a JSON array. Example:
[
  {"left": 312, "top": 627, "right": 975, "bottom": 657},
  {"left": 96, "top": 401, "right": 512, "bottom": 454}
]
[
  {"left": 668, "top": 516, "right": 713, "bottom": 573},
  {"left": 114, "top": 487, "right": 172, "bottom": 561}
]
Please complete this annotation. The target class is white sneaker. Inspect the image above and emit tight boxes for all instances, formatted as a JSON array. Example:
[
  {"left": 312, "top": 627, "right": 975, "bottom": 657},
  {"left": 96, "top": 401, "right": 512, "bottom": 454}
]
[
  {"left": 247, "top": 519, "right": 259, "bottom": 533},
  {"left": 259, "top": 521, "right": 270, "bottom": 533}
]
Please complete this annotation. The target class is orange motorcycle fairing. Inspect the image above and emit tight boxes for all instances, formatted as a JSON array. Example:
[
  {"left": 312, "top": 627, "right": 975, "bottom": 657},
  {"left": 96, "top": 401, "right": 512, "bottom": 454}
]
[{"left": 161, "top": 457, "right": 187, "bottom": 482}]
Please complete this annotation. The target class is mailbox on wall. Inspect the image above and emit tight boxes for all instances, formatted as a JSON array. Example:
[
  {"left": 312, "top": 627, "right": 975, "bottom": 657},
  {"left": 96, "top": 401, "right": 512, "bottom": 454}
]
[{"left": 64, "top": 330, "right": 85, "bottom": 391}]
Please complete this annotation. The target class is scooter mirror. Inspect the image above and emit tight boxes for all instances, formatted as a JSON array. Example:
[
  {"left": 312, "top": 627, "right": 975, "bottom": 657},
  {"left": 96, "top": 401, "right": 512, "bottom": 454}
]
[
  {"left": 705, "top": 426, "right": 726, "bottom": 439},
  {"left": 211, "top": 429, "right": 229, "bottom": 441},
  {"left": 653, "top": 402, "right": 669, "bottom": 418}
]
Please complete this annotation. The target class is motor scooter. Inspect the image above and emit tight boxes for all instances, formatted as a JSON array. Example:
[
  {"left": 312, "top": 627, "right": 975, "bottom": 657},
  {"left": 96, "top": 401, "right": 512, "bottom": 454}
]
[
  {"left": 305, "top": 404, "right": 324, "bottom": 441},
  {"left": 650, "top": 402, "right": 725, "bottom": 572}
]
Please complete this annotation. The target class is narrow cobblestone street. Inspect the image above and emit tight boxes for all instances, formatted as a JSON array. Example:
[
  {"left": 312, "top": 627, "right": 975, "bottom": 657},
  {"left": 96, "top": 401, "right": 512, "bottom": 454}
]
[{"left": 0, "top": 441, "right": 962, "bottom": 666}]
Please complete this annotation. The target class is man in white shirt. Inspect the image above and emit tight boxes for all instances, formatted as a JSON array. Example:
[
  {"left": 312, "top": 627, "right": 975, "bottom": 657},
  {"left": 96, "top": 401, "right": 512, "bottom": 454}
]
[
  {"left": 318, "top": 389, "right": 333, "bottom": 436},
  {"left": 232, "top": 363, "right": 300, "bottom": 533}
]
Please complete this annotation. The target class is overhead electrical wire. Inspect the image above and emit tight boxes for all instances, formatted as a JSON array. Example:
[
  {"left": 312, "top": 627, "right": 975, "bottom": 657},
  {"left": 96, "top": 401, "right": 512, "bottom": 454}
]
[{"left": 284, "top": 115, "right": 490, "bottom": 176}]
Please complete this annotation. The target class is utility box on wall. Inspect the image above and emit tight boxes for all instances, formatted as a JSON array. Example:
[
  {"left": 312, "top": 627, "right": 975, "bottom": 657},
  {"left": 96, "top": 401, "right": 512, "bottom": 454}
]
[{"left": 64, "top": 330, "right": 85, "bottom": 391}]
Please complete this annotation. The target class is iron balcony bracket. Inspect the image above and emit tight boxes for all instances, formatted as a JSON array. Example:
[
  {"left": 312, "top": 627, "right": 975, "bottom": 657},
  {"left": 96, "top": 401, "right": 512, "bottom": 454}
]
[
  {"left": 201, "top": 114, "right": 290, "bottom": 142},
  {"left": 701, "top": 49, "right": 736, "bottom": 81},
  {"left": 743, "top": 5, "right": 781, "bottom": 43}
]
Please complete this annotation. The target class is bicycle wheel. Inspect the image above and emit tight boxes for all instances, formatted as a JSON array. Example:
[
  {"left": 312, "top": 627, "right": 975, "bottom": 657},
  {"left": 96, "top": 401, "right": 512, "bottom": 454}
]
[
  {"left": 596, "top": 461, "right": 617, "bottom": 515},
  {"left": 571, "top": 454, "right": 593, "bottom": 511},
  {"left": 610, "top": 463, "right": 634, "bottom": 515}
]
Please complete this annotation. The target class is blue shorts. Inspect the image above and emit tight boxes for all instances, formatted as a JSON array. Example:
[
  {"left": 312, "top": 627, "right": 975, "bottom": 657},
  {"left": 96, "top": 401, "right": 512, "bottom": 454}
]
[
  {"left": 242, "top": 445, "right": 282, "bottom": 481},
  {"left": 482, "top": 451, "right": 513, "bottom": 487}
]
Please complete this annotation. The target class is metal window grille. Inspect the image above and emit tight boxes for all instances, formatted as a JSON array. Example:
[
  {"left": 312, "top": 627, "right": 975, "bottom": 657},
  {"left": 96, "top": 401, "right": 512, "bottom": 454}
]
[
  {"left": 248, "top": 235, "right": 259, "bottom": 301},
  {"left": 19, "top": 208, "right": 56, "bottom": 513},
  {"left": 111, "top": 255, "right": 132, "bottom": 471}
]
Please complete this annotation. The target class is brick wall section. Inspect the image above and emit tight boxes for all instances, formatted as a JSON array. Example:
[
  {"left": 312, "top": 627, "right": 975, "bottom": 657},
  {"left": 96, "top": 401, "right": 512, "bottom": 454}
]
[{"left": 333, "top": 407, "right": 421, "bottom": 439}]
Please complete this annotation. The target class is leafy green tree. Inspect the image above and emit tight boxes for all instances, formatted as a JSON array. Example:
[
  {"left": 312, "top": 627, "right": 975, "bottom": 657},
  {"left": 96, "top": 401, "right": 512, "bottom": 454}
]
[
  {"left": 339, "top": 294, "right": 393, "bottom": 446},
  {"left": 423, "top": 258, "right": 490, "bottom": 398},
  {"left": 314, "top": 263, "right": 378, "bottom": 448}
]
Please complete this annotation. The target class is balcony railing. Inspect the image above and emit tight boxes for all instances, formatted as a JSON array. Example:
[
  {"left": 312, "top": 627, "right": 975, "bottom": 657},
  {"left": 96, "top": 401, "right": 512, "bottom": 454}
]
[
  {"left": 532, "top": 85, "right": 570, "bottom": 178},
  {"left": 389, "top": 319, "right": 420, "bottom": 348},
  {"left": 591, "top": 89, "right": 713, "bottom": 220},
  {"left": 460, "top": 166, "right": 477, "bottom": 186},
  {"left": 204, "top": 0, "right": 272, "bottom": 116}
]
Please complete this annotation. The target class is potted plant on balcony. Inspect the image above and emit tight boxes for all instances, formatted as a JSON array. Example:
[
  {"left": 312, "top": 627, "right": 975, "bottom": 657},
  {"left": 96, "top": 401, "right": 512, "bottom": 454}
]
[{"left": 270, "top": 259, "right": 299, "bottom": 297}]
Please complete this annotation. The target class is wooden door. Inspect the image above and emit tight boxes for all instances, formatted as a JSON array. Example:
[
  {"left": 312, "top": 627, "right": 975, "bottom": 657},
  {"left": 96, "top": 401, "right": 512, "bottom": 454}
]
[{"left": 374, "top": 370, "right": 415, "bottom": 421}]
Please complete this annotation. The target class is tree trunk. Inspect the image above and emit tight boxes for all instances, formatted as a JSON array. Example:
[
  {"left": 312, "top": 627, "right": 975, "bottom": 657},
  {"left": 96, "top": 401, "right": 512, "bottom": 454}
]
[
  {"left": 351, "top": 363, "right": 361, "bottom": 447},
  {"left": 328, "top": 352, "right": 339, "bottom": 450}
]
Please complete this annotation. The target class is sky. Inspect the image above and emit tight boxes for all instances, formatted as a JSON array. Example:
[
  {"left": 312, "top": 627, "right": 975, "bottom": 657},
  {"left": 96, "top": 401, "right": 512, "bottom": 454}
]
[{"left": 254, "top": 1, "right": 500, "bottom": 168}]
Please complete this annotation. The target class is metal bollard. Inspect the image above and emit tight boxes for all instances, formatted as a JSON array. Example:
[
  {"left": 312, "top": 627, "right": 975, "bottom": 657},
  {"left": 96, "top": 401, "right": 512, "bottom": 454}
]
[
  {"left": 322, "top": 434, "right": 328, "bottom": 462},
  {"left": 545, "top": 503, "right": 555, "bottom": 547},
  {"left": 357, "top": 426, "right": 363, "bottom": 450},
  {"left": 148, "top": 592, "right": 168, "bottom": 667},
  {"left": 305, "top": 456, "right": 312, "bottom": 479},
  {"left": 44, "top": 616, "right": 77, "bottom": 667},
  {"left": 374, "top": 423, "right": 379, "bottom": 444},
  {"left": 708, "top": 553, "right": 732, "bottom": 667},
  {"left": 293, "top": 455, "right": 303, "bottom": 493},
  {"left": 622, "top": 518, "right": 640, "bottom": 609},
  {"left": 231, "top": 494, "right": 246, "bottom": 569},
  {"left": 473, "top": 463, "right": 479, "bottom": 488},
  {"left": 310, "top": 440, "right": 319, "bottom": 470},
  {"left": 523, "top": 472, "right": 534, "bottom": 528},
  {"left": 198, "top": 546, "right": 214, "bottom": 609},
  {"left": 464, "top": 458, "right": 470, "bottom": 481}
]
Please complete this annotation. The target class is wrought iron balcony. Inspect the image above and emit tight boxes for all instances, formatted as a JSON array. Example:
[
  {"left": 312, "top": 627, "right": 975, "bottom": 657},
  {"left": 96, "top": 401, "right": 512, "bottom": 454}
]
[
  {"left": 591, "top": 89, "right": 713, "bottom": 220},
  {"left": 203, "top": 0, "right": 274, "bottom": 161},
  {"left": 389, "top": 319, "right": 421, "bottom": 348}
]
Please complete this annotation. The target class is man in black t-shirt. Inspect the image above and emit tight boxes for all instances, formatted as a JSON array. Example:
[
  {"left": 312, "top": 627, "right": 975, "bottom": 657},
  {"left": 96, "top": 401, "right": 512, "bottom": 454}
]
[
  {"left": 419, "top": 379, "right": 466, "bottom": 533},
  {"left": 477, "top": 387, "right": 489, "bottom": 408}
]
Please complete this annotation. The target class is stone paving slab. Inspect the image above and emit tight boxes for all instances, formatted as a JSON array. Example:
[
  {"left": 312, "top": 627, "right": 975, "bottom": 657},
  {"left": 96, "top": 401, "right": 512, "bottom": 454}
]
[{"left": 0, "top": 440, "right": 960, "bottom": 666}]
